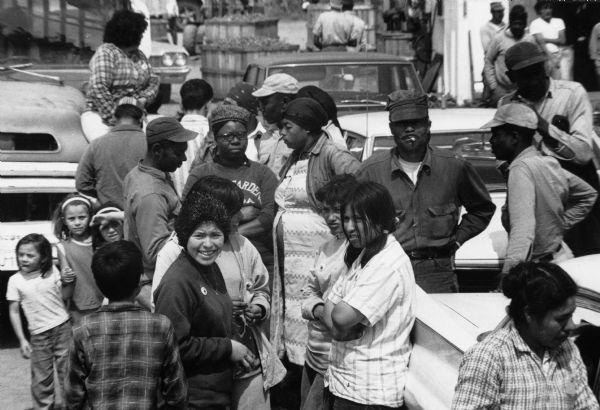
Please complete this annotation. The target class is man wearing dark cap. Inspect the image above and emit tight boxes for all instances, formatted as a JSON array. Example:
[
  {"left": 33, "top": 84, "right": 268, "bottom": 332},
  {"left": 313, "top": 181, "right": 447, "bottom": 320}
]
[
  {"left": 123, "top": 116, "right": 197, "bottom": 309},
  {"left": 502, "top": 41, "right": 600, "bottom": 256},
  {"left": 486, "top": 103, "right": 596, "bottom": 277},
  {"left": 357, "top": 91, "right": 495, "bottom": 293},
  {"left": 313, "top": 0, "right": 361, "bottom": 51},
  {"left": 480, "top": 2, "right": 506, "bottom": 54}
]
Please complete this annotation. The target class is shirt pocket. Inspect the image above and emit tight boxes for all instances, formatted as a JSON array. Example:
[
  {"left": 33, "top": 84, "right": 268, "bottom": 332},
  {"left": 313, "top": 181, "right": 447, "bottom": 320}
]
[{"left": 425, "top": 203, "right": 457, "bottom": 239}]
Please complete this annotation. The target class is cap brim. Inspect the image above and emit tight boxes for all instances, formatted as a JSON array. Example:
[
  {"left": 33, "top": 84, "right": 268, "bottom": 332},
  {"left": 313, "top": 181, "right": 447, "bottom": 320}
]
[
  {"left": 168, "top": 128, "right": 198, "bottom": 143},
  {"left": 510, "top": 55, "right": 547, "bottom": 71},
  {"left": 481, "top": 118, "right": 505, "bottom": 129},
  {"left": 389, "top": 107, "right": 428, "bottom": 122},
  {"left": 252, "top": 88, "right": 276, "bottom": 98}
]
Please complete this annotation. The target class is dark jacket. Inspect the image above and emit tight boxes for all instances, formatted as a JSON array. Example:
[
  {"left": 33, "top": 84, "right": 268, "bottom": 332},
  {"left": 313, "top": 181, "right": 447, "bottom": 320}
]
[{"left": 154, "top": 251, "right": 233, "bottom": 409}]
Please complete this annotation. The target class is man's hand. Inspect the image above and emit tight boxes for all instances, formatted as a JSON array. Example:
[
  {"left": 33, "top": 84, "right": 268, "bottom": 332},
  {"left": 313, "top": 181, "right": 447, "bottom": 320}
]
[
  {"left": 332, "top": 323, "right": 366, "bottom": 342},
  {"left": 239, "top": 205, "right": 260, "bottom": 223},
  {"left": 19, "top": 340, "right": 32, "bottom": 359}
]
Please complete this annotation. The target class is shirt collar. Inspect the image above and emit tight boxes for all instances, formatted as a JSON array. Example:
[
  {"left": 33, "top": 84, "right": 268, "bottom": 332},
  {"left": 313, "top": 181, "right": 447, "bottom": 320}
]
[
  {"left": 508, "top": 321, "right": 565, "bottom": 357},
  {"left": 508, "top": 146, "right": 539, "bottom": 170},
  {"left": 97, "top": 302, "right": 145, "bottom": 313},
  {"left": 111, "top": 124, "right": 143, "bottom": 133},
  {"left": 138, "top": 160, "right": 170, "bottom": 181},
  {"left": 391, "top": 146, "right": 432, "bottom": 174},
  {"left": 513, "top": 79, "right": 554, "bottom": 104},
  {"left": 213, "top": 152, "right": 251, "bottom": 167}
]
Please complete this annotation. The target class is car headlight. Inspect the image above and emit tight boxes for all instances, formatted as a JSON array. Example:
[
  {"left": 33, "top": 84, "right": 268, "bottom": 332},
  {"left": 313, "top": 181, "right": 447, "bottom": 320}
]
[
  {"left": 175, "top": 53, "right": 188, "bottom": 67},
  {"left": 162, "top": 53, "right": 174, "bottom": 67}
]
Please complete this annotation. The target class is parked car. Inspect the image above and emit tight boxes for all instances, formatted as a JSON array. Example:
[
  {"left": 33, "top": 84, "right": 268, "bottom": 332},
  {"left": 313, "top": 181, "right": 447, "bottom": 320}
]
[
  {"left": 0, "top": 80, "right": 85, "bottom": 324},
  {"left": 338, "top": 108, "right": 507, "bottom": 272},
  {"left": 243, "top": 52, "right": 423, "bottom": 113},
  {"left": 405, "top": 254, "right": 600, "bottom": 409}
]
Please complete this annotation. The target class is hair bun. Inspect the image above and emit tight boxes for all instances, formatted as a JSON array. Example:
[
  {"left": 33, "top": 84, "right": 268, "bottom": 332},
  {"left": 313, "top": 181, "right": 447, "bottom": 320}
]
[{"left": 501, "top": 263, "right": 527, "bottom": 299}]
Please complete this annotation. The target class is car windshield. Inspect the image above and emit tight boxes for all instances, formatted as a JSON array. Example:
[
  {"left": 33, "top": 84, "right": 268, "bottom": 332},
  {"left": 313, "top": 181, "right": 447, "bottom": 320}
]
[
  {"left": 269, "top": 63, "right": 421, "bottom": 104},
  {"left": 369, "top": 132, "right": 506, "bottom": 192}
]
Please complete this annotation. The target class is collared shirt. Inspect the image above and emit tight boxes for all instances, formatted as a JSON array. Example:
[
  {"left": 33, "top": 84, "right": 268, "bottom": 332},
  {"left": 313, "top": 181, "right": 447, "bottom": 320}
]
[
  {"left": 65, "top": 303, "right": 187, "bottom": 410},
  {"left": 174, "top": 113, "right": 210, "bottom": 197},
  {"left": 357, "top": 147, "right": 495, "bottom": 252},
  {"left": 502, "top": 146, "right": 597, "bottom": 273},
  {"left": 484, "top": 28, "right": 535, "bottom": 90},
  {"left": 326, "top": 235, "right": 415, "bottom": 407},
  {"left": 301, "top": 236, "right": 349, "bottom": 375},
  {"left": 452, "top": 322, "right": 599, "bottom": 410},
  {"left": 258, "top": 127, "right": 293, "bottom": 176},
  {"left": 502, "top": 79, "right": 600, "bottom": 166},
  {"left": 529, "top": 17, "right": 565, "bottom": 54},
  {"left": 480, "top": 20, "right": 506, "bottom": 53},
  {"left": 75, "top": 124, "right": 147, "bottom": 208},
  {"left": 123, "top": 161, "right": 180, "bottom": 279},
  {"left": 86, "top": 43, "right": 160, "bottom": 125},
  {"left": 344, "top": 11, "right": 368, "bottom": 51},
  {"left": 313, "top": 9, "right": 354, "bottom": 47}
]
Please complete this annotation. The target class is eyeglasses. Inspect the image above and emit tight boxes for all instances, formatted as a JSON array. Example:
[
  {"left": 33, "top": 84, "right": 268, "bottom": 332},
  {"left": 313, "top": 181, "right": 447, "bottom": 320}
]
[{"left": 216, "top": 131, "right": 248, "bottom": 142}]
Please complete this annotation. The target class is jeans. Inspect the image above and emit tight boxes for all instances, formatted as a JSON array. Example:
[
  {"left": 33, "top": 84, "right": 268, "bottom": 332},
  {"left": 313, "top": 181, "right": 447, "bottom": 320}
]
[
  {"left": 232, "top": 373, "right": 270, "bottom": 410},
  {"left": 301, "top": 364, "right": 324, "bottom": 410},
  {"left": 30, "top": 320, "right": 71, "bottom": 410},
  {"left": 410, "top": 256, "right": 458, "bottom": 293},
  {"left": 323, "top": 389, "right": 406, "bottom": 410}
]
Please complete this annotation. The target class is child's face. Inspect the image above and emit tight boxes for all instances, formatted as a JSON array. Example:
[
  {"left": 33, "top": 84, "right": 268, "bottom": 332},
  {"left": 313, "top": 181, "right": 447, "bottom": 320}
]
[
  {"left": 100, "top": 220, "right": 123, "bottom": 243},
  {"left": 17, "top": 243, "right": 42, "bottom": 274},
  {"left": 64, "top": 204, "right": 91, "bottom": 239}
]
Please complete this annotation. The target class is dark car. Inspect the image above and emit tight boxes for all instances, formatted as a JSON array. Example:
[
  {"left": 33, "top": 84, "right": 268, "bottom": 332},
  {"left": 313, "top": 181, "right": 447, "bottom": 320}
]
[{"left": 243, "top": 52, "right": 423, "bottom": 113}]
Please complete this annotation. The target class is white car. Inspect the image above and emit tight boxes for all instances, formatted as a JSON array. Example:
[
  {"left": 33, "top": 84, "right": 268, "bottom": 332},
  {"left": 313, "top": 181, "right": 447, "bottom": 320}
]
[
  {"left": 405, "top": 254, "right": 600, "bottom": 409},
  {"left": 338, "top": 109, "right": 508, "bottom": 273}
]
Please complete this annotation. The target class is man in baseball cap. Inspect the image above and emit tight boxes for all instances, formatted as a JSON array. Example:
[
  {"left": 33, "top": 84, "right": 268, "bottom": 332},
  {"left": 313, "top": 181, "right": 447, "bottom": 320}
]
[
  {"left": 252, "top": 73, "right": 299, "bottom": 174},
  {"left": 502, "top": 40, "right": 600, "bottom": 257},
  {"left": 486, "top": 102, "right": 597, "bottom": 277},
  {"left": 357, "top": 89, "right": 495, "bottom": 293},
  {"left": 122, "top": 116, "right": 196, "bottom": 309}
]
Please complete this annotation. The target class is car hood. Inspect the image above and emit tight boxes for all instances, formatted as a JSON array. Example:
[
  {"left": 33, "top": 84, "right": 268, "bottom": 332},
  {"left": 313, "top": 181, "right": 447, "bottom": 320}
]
[{"left": 454, "top": 191, "right": 507, "bottom": 270}]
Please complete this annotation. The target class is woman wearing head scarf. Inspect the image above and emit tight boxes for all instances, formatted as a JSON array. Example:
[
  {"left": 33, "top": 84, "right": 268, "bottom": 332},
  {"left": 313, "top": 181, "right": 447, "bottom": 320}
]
[
  {"left": 183, "top": 104, "right": 279, "bottom": 277},
  {"left": 270, "top": 97, "right": 360, "bottom": 405},
  {"left": 82, "top": 9, "right": 159, "bottom": 140},
  {"left": 297, "top": 85, "right": 347, "bottom": 150}
]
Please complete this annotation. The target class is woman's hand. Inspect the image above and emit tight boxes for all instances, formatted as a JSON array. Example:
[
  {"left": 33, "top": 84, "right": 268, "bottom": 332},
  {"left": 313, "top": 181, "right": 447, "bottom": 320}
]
[
  {"left": 61, "top": 267, "right": 76, "bottom": 284},
  {"left": 19, "top": 340, "right": 32, "bottom": 359},
  {"left": 244, "top": 304, "right": 264, "bottom": 323},
  {"left": 230, "top": 340, "right": 258, "bottom": 371}
]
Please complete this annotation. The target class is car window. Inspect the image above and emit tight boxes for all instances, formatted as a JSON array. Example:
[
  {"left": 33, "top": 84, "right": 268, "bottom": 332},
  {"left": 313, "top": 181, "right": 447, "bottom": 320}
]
[
  {"left": 0, "top": 132, "right": 58, "bottom": 151},
  {"left": 270, "top": 63, "right": 421, "bottom": 102},
  {"left": 0, "top": 192, "right": 64, "bottom": 222},
  {"left": 345, "top": 131, "right": 366, "bottom": 160}
]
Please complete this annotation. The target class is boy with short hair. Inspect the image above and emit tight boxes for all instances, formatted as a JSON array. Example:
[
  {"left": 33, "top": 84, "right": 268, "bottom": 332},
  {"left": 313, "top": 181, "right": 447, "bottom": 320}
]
[{"left": 64, "top": 240, "right": 187, "bottom": 409}]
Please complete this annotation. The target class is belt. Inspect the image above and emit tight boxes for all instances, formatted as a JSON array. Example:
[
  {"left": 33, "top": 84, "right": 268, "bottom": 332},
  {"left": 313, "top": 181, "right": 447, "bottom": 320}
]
[
  {"left": 535, "top": 244, "right": 563, "bottom": 263},
  {"left": 407, "top": 245, "right": 453, "bottom": 260}
]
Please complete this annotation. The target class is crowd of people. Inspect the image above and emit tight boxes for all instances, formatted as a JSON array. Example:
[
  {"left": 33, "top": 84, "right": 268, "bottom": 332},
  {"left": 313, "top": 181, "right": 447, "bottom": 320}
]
[{"left": 5, "top": 4, "right": 600, "bottom": 410}]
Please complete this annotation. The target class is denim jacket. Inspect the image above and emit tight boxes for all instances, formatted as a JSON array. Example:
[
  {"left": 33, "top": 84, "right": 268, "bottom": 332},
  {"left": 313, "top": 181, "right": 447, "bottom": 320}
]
[{"left": 279, "top": 134, "right": 360, "bottom": 211}]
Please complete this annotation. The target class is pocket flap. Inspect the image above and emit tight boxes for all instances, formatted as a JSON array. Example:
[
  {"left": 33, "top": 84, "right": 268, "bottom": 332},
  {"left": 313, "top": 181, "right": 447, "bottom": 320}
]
[{"left": 427, "top": 203, "right": 457, "bottom": 216}]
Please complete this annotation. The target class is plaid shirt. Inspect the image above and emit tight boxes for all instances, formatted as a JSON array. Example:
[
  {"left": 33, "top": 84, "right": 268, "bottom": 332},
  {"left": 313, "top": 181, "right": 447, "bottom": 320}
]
[
  {"left": 86, "top": 43, "right": 159, "bottom": 125},
  {"left": 452, "top": 322, "right": 599, "bottom": 410},
  {"left": 65, "top": 303, "right": 187, "bottom": 410}
]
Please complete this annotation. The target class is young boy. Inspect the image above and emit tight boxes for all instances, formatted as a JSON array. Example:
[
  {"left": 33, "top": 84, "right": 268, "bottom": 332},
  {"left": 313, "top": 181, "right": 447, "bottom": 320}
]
[{"left": 64, "top": 240, "right": 187, "bottom": 409}]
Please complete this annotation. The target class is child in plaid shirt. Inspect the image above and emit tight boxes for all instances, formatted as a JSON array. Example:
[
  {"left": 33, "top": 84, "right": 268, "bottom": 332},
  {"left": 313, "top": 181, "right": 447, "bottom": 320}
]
[{"left": 65, "top": 240, "right": 187, "bottom": 409}]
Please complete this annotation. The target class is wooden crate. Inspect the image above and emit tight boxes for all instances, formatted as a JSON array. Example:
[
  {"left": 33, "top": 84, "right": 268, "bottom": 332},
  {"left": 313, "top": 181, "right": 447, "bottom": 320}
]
[
  {"left": 201, "top": 67, "right": 246, "bottom": 100},
  {"left": 199, "top": 43, "right": 300, "bottom": 72},
  {"left": 205, "top": 17, "right": 279, "bottom": 42},
  {"left": 376, "top": 31, "right": 415, "bottom": 57}
]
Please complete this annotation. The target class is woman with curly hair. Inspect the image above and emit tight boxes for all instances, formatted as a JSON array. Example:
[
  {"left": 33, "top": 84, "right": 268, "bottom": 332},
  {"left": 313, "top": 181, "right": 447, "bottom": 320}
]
[
  {"left": 82, "top": 9, "right": 159, "bottom": 140},
  {"left": 154, "top": 191, "right": 257, "bottom": 409}
]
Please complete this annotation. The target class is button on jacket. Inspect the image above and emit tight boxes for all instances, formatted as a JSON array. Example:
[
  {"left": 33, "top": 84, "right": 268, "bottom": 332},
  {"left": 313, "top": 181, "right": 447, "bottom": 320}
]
[{"left": 357, "top": 147, "right": 496, "bottom": 252}]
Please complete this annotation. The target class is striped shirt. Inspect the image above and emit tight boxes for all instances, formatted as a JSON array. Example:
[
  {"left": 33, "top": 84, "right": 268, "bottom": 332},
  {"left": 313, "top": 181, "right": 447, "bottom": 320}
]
[
  {"left": 326, "top": 235, "right": 416, "bottom": 407},
  {"left": 452, "top": 322, "right": 599, "bottom": 410}
]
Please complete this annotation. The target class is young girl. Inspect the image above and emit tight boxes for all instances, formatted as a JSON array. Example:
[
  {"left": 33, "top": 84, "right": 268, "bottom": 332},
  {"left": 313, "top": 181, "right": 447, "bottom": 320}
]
[
  {"left": 323, "top": 181, "right": 416, "bottom": 409},
  {"left": 6, "top": 234, "right": 72, "bottom": 409},
  {"left": 53, "top": 194, "right": 103, "bottom": 323},
  {"left": 90, "top": 202, "right": 124, "bottom": 250}
]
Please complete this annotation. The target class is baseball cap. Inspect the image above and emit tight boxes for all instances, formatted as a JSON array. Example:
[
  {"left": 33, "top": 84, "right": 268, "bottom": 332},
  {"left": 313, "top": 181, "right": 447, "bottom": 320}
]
[
  {"left": 146, "top": 117, "right": 198, "bottom": 144},
  {"left": 386, "top": 90, "right": 429, "bottom": 122},
  {"left": 482, "top": 103, "right": 538, "bottom": 130},
  {"left": 252, "top": 73, "right": 299, "bottom": 98},
  {"left": 505, "top": 42, "right": 547, "bottom": 71},
  {"left": 225, "top": 82, "right": 258, "bottom": 115},
  {"left": 490, "top": 2, "right": 504, "bottom": 11}
]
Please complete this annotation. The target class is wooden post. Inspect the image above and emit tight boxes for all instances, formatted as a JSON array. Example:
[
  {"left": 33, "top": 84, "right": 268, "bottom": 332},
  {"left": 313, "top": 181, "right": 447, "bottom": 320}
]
[
  {"left": 59, "top": 0, "right": 67, "bottom": 41},
  {"left": 43, "top": 0, "right": 49, "bottom": 38}
]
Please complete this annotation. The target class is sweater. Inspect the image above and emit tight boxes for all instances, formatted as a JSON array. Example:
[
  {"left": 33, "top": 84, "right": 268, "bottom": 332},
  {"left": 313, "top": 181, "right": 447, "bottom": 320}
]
[{"left": 154, "top": 251, "right": 233, "bottom": 409}]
